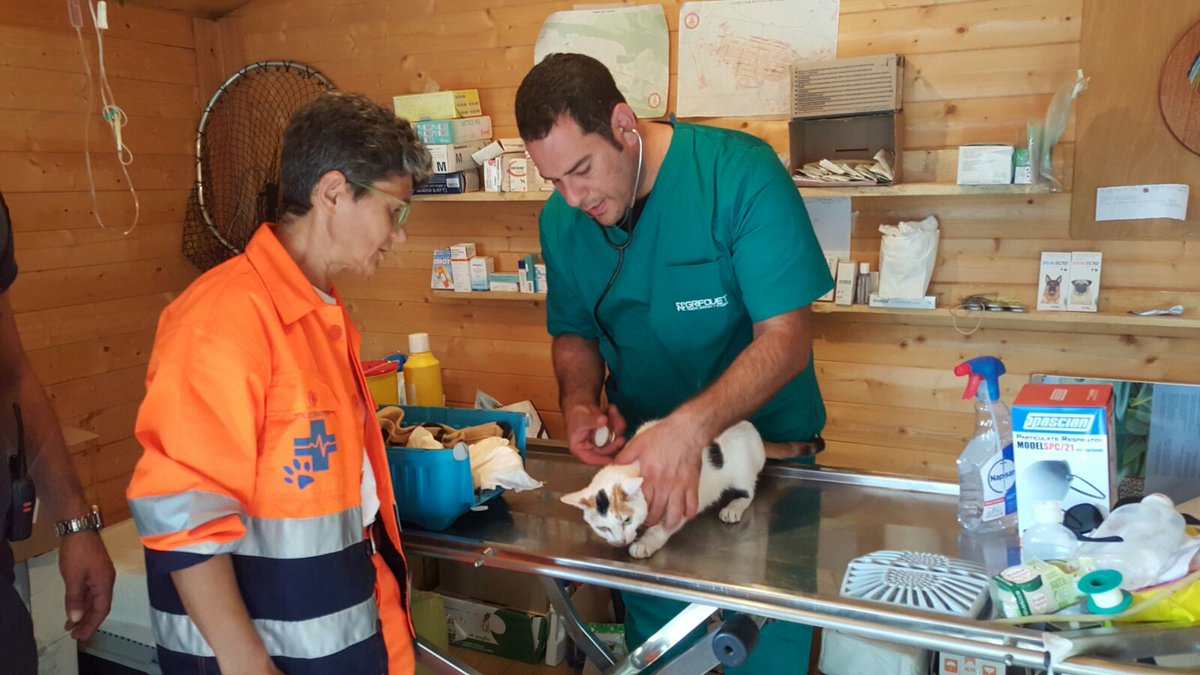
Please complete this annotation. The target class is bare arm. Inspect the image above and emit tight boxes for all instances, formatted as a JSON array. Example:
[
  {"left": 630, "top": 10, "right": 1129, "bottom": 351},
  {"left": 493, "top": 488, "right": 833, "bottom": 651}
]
[
  {"left": 0, "top": 291, "right": 114, "bottom": 639},
  {"left": 677, "top": 306, "right": 815, "bottom": 441},
  {"left": 552, "top": 334, "right": 627, "bottom": 464},
  {"left": 616, "top": 306, "right": 815, "bottom": 527},
  {"left": 171, "top": 555, "right": 282, "bottom": 675}
]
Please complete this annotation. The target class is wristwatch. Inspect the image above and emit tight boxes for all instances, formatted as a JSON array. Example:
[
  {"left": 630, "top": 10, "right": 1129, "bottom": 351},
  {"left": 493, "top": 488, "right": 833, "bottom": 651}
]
[{"left": 54, "top": 505, "right": 104, "bottom": 537}]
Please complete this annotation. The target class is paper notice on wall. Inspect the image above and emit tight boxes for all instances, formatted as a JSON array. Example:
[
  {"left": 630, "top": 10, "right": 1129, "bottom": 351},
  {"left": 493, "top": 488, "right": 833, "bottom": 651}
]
[
  {"left": 802, "top": 197, "right": 851, "bottom": 260},
  {"left": 1145, "top": 384, "right": 1200, "bottom": 504},
  {"left": 1095, "top": 184, "right": 1189, "bottom": 221},
  {"left": 677, "top": 0, "right": 839, "bottom": 117}
]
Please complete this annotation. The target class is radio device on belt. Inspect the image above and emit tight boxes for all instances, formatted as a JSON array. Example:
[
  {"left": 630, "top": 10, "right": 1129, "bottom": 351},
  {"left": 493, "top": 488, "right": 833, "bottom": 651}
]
[{"left": 6, "top": 403, "right": 36, "bottom": 542}]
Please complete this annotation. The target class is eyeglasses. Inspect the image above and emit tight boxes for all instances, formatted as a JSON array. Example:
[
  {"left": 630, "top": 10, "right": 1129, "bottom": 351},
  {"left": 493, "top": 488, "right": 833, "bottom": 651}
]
[{"left": 349, "top": 180, "right": 410, "bottom": 230}]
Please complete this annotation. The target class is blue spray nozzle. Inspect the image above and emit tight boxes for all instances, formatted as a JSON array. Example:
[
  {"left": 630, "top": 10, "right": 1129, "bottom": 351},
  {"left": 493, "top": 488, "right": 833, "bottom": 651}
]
[{"left": 954, "top": 356, "right": 1006, "bottom": 401}]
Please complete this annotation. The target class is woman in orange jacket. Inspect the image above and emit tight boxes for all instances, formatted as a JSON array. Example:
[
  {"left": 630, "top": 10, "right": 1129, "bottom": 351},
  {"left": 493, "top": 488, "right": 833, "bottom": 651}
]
[{"left": 127, "top": 92, "right": 431, "bottom": 675}]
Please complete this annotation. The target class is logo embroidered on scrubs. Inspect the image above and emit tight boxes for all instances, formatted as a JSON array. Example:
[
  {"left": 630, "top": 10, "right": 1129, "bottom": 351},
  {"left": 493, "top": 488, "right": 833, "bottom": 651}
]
[
  {"left": 674, "top": 294, "right": 729, "bottom": 312},
  {"left": 283, "top": 420, "right": 338, "bottom": 490}
]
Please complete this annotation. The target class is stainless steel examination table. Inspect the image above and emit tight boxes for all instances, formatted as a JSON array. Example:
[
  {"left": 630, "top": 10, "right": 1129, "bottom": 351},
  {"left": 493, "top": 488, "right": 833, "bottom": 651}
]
[{"left": 408, "top": 448, "right": 1200, "bottom": 675}]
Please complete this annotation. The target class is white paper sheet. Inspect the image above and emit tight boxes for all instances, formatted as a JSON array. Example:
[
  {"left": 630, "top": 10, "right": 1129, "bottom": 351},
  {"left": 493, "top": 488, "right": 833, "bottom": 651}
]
[
  {"left": 1095, "top": 184, "right": 1189, "bottom": 221},
  {"left": 802, "top": 196, "right": 851, "bottom": 260}
]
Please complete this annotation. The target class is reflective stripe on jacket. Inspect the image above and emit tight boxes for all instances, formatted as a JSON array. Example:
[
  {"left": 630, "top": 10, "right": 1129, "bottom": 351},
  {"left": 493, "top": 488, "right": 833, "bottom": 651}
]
[{"left": 128, "top": 225, "right": 413, "bottom": 674}]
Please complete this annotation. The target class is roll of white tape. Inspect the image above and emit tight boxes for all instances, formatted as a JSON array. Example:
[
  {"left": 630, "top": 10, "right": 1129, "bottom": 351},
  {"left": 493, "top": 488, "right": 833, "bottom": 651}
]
[{"left": 593, "top": 427, "right": 614, "bottom": 447}]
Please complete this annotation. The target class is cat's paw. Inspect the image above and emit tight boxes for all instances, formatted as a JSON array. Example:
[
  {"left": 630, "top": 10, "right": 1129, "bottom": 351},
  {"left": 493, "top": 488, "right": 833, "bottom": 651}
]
[
  {"left": 629, "top": 539, "right": 660, "bottom": 559},
  {"left": 719, "top": 498, "right": 751, "bottom": 523}
]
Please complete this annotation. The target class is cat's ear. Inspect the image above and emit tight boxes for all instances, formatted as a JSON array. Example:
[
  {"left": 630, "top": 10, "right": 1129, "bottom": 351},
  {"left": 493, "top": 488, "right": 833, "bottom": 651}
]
[
  {"left": 560, "top": 489, "right": 595, "bottom": 511},
  {"left": 618, "top": 476, "right": 644, "bottom": 496}
]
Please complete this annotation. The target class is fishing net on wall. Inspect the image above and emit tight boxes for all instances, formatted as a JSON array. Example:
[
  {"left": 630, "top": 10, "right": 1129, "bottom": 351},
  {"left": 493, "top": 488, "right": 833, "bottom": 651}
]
[{"left": 182, "top": 61, "right": 334, "bottom": 270}]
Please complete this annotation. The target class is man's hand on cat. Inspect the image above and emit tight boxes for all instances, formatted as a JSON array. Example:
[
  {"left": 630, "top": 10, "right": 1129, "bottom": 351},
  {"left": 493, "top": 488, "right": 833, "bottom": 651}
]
[
  {"left": 565, "top": 403, "right": 627, "bottom": 465},
  {"left": 615, "top": 418, "right": 702, "bottom": 529}
]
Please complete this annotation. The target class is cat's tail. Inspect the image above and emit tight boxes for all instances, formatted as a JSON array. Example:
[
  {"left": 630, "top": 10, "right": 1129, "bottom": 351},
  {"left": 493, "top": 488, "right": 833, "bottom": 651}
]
[{"left": 763, "top": 437, "right": 825, "bottom": 459}]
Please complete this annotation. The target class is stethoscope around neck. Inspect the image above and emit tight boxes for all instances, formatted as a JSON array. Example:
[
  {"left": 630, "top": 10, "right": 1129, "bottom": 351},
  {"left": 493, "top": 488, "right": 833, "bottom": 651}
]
[
  {"left": 599, "top": 126, "right": 644, "bottom": 251},
  {"left": 593, "top": 126, "right": 645, "bottom": 385}
]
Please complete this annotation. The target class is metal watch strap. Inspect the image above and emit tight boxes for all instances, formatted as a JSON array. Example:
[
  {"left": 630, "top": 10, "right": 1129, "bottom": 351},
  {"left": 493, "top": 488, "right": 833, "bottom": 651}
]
[{"left": 54, "top": 505, "right": 104, "bottom": 537}]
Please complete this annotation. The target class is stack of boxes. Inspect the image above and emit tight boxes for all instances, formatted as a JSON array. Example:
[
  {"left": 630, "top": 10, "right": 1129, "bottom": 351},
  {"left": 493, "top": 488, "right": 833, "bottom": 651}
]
[
  {"left": 472, "top": 139, "right": 555, "bottom": 194},
  {"left": 394, "top": 89, "right": 490, "bottom": 194},
  {"left": 430, "top": 241, "right": 547, "bottom": 295}
]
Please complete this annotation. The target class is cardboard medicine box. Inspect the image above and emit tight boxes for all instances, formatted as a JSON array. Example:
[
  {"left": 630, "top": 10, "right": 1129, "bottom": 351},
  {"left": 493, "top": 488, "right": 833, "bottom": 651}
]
[
  {"left": 392, "top": 89, "right": 481, "bottom": 121},
  {"left": 957, "top": 144, "right": 1014, "bottom": 185},
  {"left": 431, "top": 248, "right": 453, "bottom": 290},
  {"left": 468, "top": 256, "right": 494, "bottom": 291},
  {"left": 427, "top": 141, "right": 488, "bottom": 174},
  {"left": 1012, "top": 383, "right": 1116, "bottom": 534},
  {"left": 1037, "top": 252, "right": 1071, "bottom": 311},
  {"left": 1067, "top": 251, "right": 1102, "bottom": 313},
  {"left": 416, "top": 116, "right": 493, "bottom": 145},
  {"left": 442, "top": 594, "right": 548, "bottom": 664}
]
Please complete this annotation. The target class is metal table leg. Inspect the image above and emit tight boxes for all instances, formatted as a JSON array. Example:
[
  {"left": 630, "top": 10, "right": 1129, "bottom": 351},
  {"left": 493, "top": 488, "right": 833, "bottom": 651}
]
[
  {"left": 604, "top": 603, "right": 720, "bottom": 675},
  {"left": 414, "top": 636, "right": 482, "bottom": 675},
  {"left": 654, "top": 613, "right": 767, "bottom": 675},
  {"left": 539, "top": 575, "right": 618, "bottom": 669}
]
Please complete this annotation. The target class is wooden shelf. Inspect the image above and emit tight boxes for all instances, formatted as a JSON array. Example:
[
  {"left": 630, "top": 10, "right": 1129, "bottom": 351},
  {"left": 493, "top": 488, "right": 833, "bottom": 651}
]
[
  {"left": 429, "top": 292, "right": 1192, "bottom": 336},
  {"left": 414, "top": 191, "right": 554, "bottom": 202},
  {"left": 413, "top": 183, "right": 1053, "bottom": 203},
  {"left": 812, "top": 303, "right": 1198, "bottom": 337},
  {"left": 432, "top": 290, "right": 546, "bottom": 302}
]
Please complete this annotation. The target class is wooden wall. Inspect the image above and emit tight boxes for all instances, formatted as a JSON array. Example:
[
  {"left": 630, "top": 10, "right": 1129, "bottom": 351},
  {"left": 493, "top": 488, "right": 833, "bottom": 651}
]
[
  {"left": 234, "top": 0, "right": 1199, "bottom": 480},
  {"left": 0, "top": 1, "right": 206, "bottom": 521}
]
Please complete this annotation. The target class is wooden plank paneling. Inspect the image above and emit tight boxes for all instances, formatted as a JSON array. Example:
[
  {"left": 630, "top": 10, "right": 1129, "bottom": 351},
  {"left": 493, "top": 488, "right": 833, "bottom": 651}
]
[
  {"left": 1, "top": 0, "right": 201, "bottom": 506},
  {"left": 235, "top": 0, "right": 1200, "bottom": 482},
  {"left": 0, "top": 25, "right": 198, "bottom": 85}
]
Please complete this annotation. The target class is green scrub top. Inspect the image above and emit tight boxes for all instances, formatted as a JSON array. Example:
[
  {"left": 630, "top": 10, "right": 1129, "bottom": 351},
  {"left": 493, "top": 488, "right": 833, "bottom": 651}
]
[{"left": 539, "top": 122, "right": 834, "bottom": 442}]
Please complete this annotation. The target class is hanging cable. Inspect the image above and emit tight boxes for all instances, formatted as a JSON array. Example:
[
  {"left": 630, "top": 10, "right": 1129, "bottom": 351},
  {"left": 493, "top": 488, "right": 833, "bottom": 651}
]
[{"left": 69, "top": 0, "right": 140, "bottom": 235}]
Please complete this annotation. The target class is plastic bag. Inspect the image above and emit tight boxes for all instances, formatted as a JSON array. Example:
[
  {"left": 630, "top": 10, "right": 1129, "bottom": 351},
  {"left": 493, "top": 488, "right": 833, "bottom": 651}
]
[
  {"left": 1035, "top": 69, "right": 1089, "bottom": 192},
  {"left": 877, "top": 216, "right": 940, "bottom": 299}
]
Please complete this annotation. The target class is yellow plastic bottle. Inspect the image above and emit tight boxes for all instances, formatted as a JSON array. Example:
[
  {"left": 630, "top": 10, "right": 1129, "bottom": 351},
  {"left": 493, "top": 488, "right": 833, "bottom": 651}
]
[{"left": 404, "top": 332, "right": 445, "bottom": 407}]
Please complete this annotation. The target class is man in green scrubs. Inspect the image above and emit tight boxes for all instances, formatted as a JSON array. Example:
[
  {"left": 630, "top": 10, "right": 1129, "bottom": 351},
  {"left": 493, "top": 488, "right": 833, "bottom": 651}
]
[{"left": 516, "top": 54, "right": 834, "bottom": 672}]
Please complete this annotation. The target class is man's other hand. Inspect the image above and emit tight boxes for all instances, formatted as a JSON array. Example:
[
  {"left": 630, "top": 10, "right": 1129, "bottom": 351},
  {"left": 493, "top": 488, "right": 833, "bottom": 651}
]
[{"left": 59, "top": 531, "right": 115, "bottom": 641}]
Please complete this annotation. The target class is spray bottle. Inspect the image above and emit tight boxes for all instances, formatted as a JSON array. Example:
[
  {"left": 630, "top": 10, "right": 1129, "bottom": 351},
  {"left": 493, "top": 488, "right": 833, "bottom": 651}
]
[
  {"left": 954, "top": 356, "right": 1017, "bottom": 533},
  {"left": 404, "top": 333, "right": 445, "bottom": 407}
]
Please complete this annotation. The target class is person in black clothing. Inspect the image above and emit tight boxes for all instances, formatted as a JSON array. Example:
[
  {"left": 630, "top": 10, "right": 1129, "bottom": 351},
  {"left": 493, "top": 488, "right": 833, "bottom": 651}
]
[{"left": 0, "top": 191, "right": 115, "bottom": 673}]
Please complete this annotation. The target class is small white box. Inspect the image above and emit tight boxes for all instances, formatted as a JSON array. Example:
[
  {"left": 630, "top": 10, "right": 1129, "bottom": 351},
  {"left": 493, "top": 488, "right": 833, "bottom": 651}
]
[
  {"left": 867, "top": 294, "right": 937, "bottom": 310},
  {"left": 1067, "top": 251, "right": 1102, "bottom": 313},
  {"left": 450, "top": 259, "right": 472, "bottom": 293},
  {"left": 534, "top": 263, "right": 548, "bottom": 294},
  {"left": 431, "top": 248, "right": 453, "bottom": 289},
  {"left": 449, "top": 243, "right": 476, "bottom": 260},
  {"left": 818, "top": 255, "right": 838, "bottom": 302},
  {"left": 957, "top": 145, "right": 1014, "bottom": 185},
  {"left": 469, "top": 256, "right": 494, "bottom": 292},
  {"left": 472, "top": 138, "right": 526, "bottom": 165},
  {"left": 835, "top": 261, "right": 857, "bottom": 306},
  {"left": 488, "top": 273, "right": 520, "bottom": 292},
  {"left": 484, "top": 153, "right": 524, "bottom": 192},
  {"left": 1037, "top": 252, "right": 1071, "bottom": 312},
  {"left": 506, "top": 157, "right": 529, "bottom": 192},
  {"left": 427, "top": 141, "right": 488, "bottom": 174}
]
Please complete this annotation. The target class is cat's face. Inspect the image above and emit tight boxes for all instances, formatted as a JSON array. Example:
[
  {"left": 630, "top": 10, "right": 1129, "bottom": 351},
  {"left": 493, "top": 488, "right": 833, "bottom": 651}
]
[{"left": 561, "top": 468, "right": 647, "bottom": 546}]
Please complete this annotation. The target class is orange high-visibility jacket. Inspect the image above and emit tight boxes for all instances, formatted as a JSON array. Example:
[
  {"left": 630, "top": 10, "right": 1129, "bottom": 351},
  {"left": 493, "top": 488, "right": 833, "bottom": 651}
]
[{"left": 128, "top": 226, "right": 414, "bottom": 674}]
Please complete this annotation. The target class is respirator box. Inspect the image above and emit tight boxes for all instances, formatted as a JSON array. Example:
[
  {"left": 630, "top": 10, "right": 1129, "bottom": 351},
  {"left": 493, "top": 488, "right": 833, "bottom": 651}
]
[{"left": 1012, "top": 384, "right": 1116, "bottom": 535}]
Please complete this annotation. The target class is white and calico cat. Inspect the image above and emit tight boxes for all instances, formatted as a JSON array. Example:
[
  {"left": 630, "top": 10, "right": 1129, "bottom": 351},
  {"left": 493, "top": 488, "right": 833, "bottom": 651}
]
[{"left": 560, "top": 420, "right": 766, "bottom": 559}]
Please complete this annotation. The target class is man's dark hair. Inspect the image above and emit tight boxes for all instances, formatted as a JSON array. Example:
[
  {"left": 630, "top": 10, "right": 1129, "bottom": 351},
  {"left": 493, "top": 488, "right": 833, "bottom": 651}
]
[
  {"left": 280, "top": 91, "right": 432, "bottom": 218},
  {"left": 515, "top": 53, "right": 627, "bottom": 149}
]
